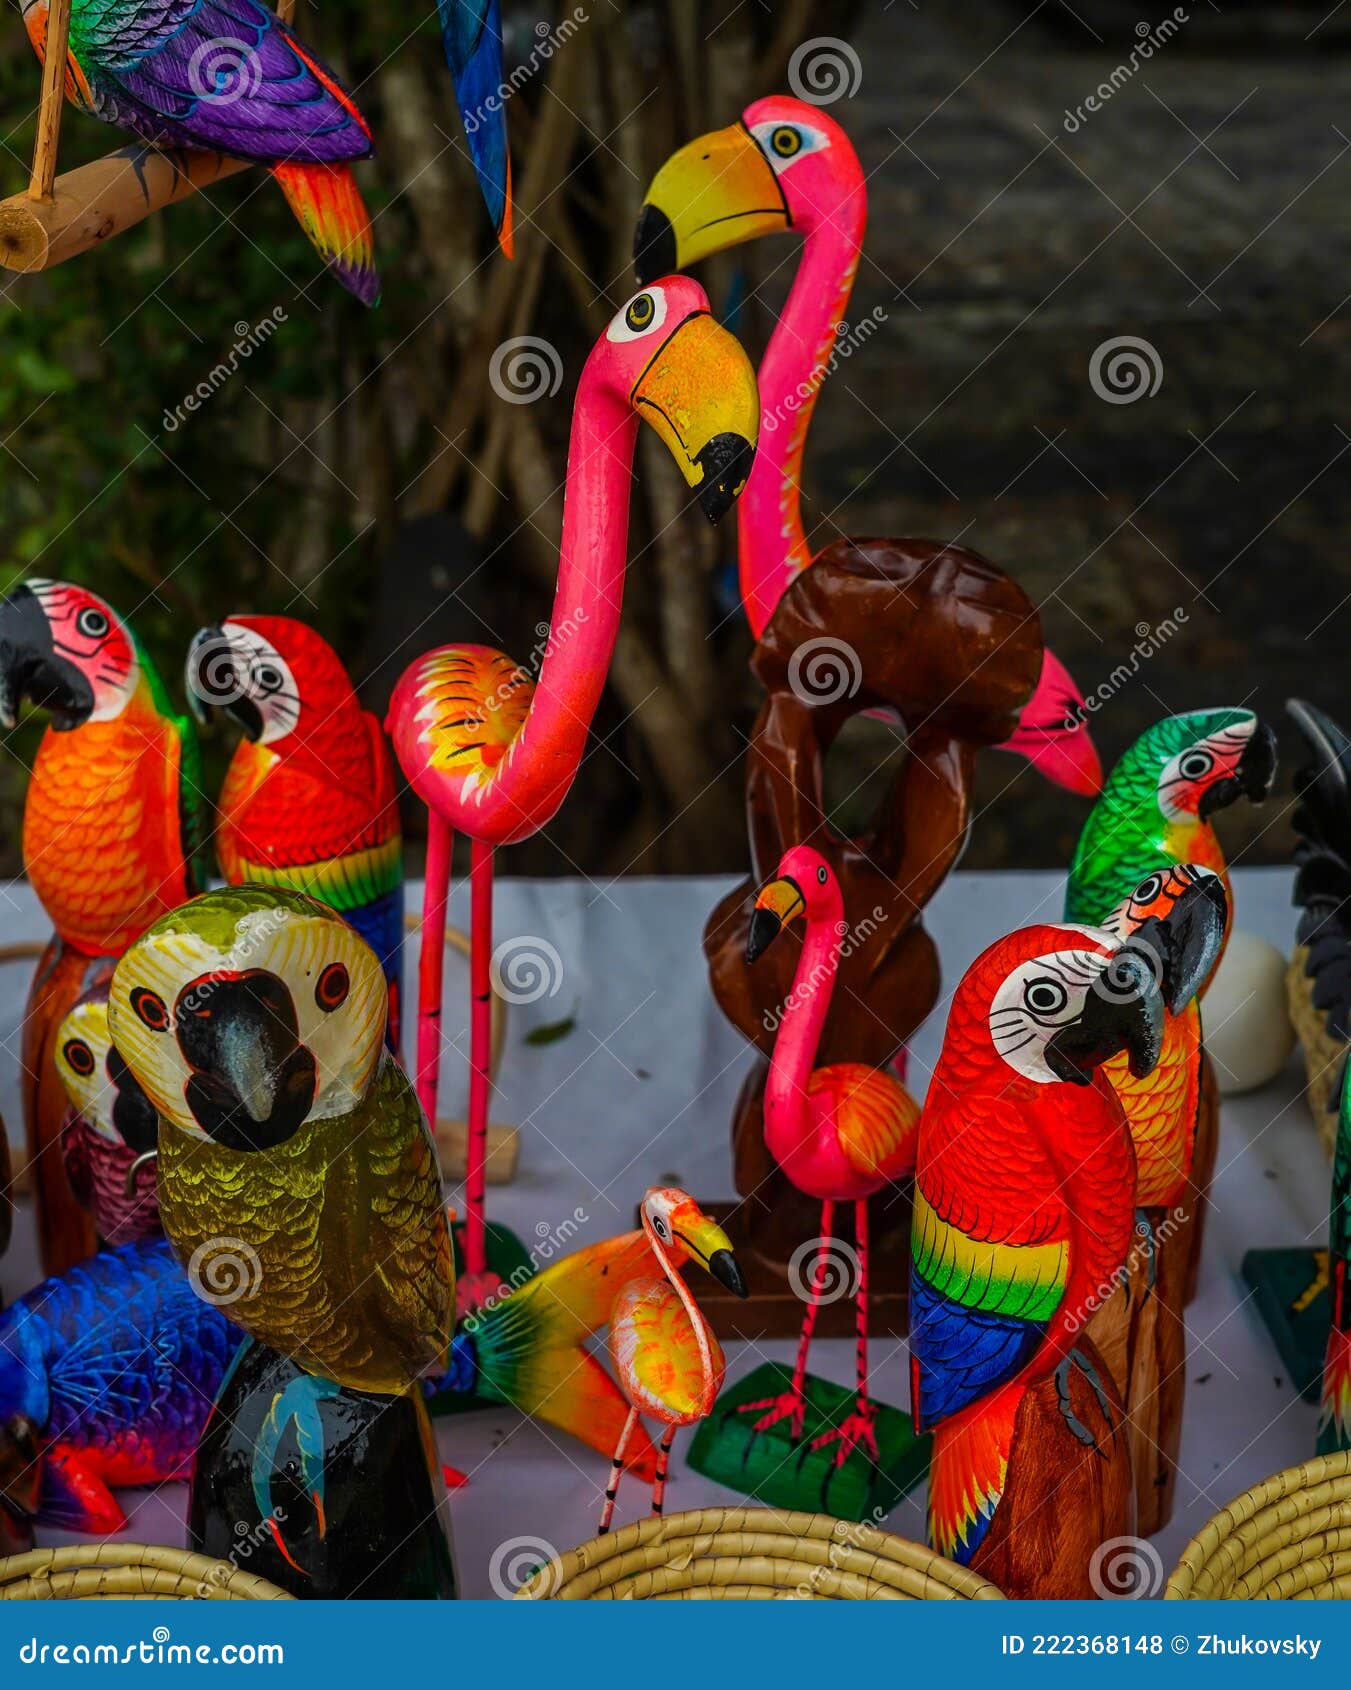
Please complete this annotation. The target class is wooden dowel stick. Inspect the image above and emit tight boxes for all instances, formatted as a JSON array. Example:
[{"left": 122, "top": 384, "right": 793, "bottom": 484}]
[{"left": 29, "top": 0, "right": 73, "bottom": 202}]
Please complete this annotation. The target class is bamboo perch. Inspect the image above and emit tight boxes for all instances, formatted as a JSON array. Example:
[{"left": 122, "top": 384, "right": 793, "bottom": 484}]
[
  {"left": 29, "top": 0, "right": 72, "bottom": 201},
  {"left": 2, "top": 0, "right": 296, "bottom": 272}
]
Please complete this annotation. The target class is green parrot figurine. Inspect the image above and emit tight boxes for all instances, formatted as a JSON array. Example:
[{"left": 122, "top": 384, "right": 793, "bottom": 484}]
[{"left": 108, "top": 886, "right": 452, "bottom": 1396}]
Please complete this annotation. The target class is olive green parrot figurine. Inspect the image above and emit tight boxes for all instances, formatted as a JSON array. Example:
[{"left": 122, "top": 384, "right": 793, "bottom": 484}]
[{"left": 108, "top": 885, "right": 452, "bottom": 1395}]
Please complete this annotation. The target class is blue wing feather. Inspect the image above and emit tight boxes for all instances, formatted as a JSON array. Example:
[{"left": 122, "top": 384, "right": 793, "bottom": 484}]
[
  {"left": 437, "top": 0, "right": 510, "bottom": 240},
  {"left": 910, "top": 1274, "right": 1046, "bottom": 1429}
]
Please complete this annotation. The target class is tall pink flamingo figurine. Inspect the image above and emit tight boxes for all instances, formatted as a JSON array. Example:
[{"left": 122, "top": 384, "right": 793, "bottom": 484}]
[
  {"left": 635, "top": 94, "right": 1100, "bottom": 797},
  {"left": 718, "top": 844, "right": 921, "bottom": 1496},
  {"left": 386, "top": 277, "right": 759, "bottom": 1311}
]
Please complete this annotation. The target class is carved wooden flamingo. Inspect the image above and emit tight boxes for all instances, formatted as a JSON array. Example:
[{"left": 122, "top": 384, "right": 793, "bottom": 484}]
[
  {"left": 737, "top": 844, "right": 920, "bottom": 1467},
  {"left": 386, "top": 276, "right": 758, "bottom": 1311},
  {"left": 635, "top": 93, "right": 1100, "bottom": 797},
  {"left": 599, "top": 1187, "right": 746, "bottom": 1534}
]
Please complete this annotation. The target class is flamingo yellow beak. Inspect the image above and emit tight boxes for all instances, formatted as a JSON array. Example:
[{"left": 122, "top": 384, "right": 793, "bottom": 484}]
[
  {"left": 672, "top": 1205, "right": 747, "bottom": 1298},
  {"left": 746, "top": 875, "right": 806, "bottom": 963},
  {"left": 634, "top": 121, "right": 789, "bottom": 281},
  {"left": 630, "top": 307, "right": 759, "bottom": 525}
]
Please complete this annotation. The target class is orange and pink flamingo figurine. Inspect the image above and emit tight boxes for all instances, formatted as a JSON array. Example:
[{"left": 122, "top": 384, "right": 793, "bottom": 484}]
[
  {"left": 386, "top": 276, "right": 759, "bottom": 1312},
  {"left": 635, "top": 93, "right": 1100, "bottom": 797},
  {"left": 599, "top": 1187, "right": 746, "bottom": 1534},
  {"left": 735, "top": 844, "right": 920, "bottom": 1472}
]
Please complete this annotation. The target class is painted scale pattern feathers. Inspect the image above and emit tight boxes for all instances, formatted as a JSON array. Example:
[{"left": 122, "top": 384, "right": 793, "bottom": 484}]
[
  {"left": 438, "top": 0, "right": 513, "bottom": 252},
  {"left": 411, "top": 645, "right": 534, "bottom": 798},
  {"left": 59, "top": 1112, "right": 160, "bottom": 1247},
  {"left": 0, "top": 1239, "right": 241, "bottom": 1532},
  {"left": 912, "top": 1002, "right": 1136, "bottom": 1563},
  {"left": 216, "top": 714, "right": 403, "bottom": 1033},
  {"left": 1101, "top": 1004, "right": 1200, "bottom": 1207},
  {"left": 156, "top": 1057, "right": 450, "bottom": 1395},
  {"left": 25, "top": 685, "right": 201, "bottom": 958},
  {"left": 809, "top": 1061, "right": 920, "bottom": 1183},
  {"left": 23, "top": 0, "right": 378, "bottom": 303}
]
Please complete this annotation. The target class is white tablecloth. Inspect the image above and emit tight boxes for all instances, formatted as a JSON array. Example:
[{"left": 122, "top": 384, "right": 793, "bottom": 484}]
[{"left": 0, "top": 869, "right": 1326, "bottom": 1597}]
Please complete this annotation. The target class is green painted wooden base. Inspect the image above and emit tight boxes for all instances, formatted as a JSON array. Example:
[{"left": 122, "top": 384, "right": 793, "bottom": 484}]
[
  {"left": 1241, "top": 1246, "right": 1329, "bottom": 1404},
  {"left": 686, "top": 1361, "right": 931, "bottom": 1524},
  {"left": 426, "top": 1220, "right": 536, "bottom": 1418}
]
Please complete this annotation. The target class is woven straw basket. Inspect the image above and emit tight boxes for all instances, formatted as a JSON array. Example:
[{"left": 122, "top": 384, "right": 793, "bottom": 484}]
[
  {"left": 1167, "top": 1450, "right": 1351, "bottom": 1599},
  {"left": 515, "top": 1506, "right": 1004, "bottom": 1601},
  {"left": 0, "top": 1544, "right": 293, "bottom": 1601}
]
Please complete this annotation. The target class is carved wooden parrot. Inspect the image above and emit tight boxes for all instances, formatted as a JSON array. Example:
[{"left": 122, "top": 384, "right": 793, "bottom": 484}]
[
  {"left": 19, "top": 0, "right": 379, "bottom": 303},
  {"left": 186, "top": 614, "right": 404, "bottom": 1044},
  {"left": 0, "top": 577, "right": 204, "bottom": 1274},
  {"left": 108, "top": 885, "right": 451, "bottom": 1394}
]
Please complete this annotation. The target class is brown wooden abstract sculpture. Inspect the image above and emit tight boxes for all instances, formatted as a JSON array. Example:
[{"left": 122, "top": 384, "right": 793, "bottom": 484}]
[{"left": 702, "top": 538, "right": 1043, "bottom": 1327}]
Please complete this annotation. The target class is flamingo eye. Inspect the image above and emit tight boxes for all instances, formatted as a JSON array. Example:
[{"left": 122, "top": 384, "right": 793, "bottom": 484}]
[
  {"left": 817, "top": 865, "right": 828, "bottom": 884},
  {"left": 316, "top": 963, "right": 350, "bottom": 1012},
  {"left": 608, "top": 288, "right": 669, "bottom": 344},
  {"left": 651, "top": 1213, "right": 668, "bottom": 1239},
  {"left": 771, "top": 125, "right": 802, "bottom": 158},
  {"left": 76, "top": 606, "right": 109, "bottom": 639},
  {"left": 62, "top": 1038, "right": 96, "bottom": 1077},
  {"left": 131, "top": 988, "right": 170, "bottom": 1032}
]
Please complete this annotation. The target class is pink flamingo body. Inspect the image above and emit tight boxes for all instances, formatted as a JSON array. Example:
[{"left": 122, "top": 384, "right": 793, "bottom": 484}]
[
  {"left": 385, "top": 278, "right": 759, "bottom": 1305},
  {"left": 636, "top": 95, "right": 1101, "bottom": 796},
  {"left": 598, "top": 1187, "right": 746, "bottom": 1534},
  {"left": 738, "top": 844, "right": 921, "bottom": 1473}
]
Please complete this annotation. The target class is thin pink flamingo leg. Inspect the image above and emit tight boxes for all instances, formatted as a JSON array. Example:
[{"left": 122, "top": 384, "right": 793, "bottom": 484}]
[
  {"left": 809, "top": 1198, "right": 881, "bottom": 1470},
  {"left": 465, "top": 837, "right": 494, "bottom": 1283},
  {"left": 733, "top": 1196, "right": 835, "bottom": 1442},
  {"left": 416, "top": 811, "right": 453, "bottom": 1126},
  {"left": 598, "top": 1406, "right": 640, "bottom": 1536},
  {"left": 651, "top": 1424, "right": 677, "bottom": 1517}
]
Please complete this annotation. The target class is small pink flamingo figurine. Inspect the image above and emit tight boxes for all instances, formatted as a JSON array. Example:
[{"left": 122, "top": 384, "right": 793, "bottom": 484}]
[
  {"left": 635, "top": 93, "right": 1100, "bottom": 796},
  {"left": 386, "top": 277, "right": 759, "bottom": 1311},
  {"left": 737, "top": 845, "right": 920, "bottom": 1471},
  {"left": 600, "top": 1187, "right": 746, "bottom": 1535}
]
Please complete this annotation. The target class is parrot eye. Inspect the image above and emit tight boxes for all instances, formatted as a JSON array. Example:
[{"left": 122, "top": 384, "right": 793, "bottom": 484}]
[
  {"left": 1023, "top": 978, "right": 1069, "bottom": 1017},
  {"left": 315, "top": 963, "right": 350, "bottom": 1012},
  {"left": 76, "top": 606, "right": 110, "bottom": 639},
  {"left": 62, "top": 1038, "right": 96, "bottom": 1077},
  {"left": 254, "top": 663, "right": 284, "bottom": 694},
  {"left": 650, "top": 1213, "right": 669, "bottom": 1240},
  {"left": 1133, "top": 873, "right": 1163, "bottom": 904},
  {"left": 1179, "top": 748, "right": 1214, "bottom": 781},
  {"left": 131, "top": 988, "right": 170, "bottom": 1032}
]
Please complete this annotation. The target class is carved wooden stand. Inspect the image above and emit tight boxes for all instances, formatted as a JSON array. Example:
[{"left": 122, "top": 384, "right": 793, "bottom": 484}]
[{"left": 968, "top": 1339, "right": 1135, "bottom": 1600}]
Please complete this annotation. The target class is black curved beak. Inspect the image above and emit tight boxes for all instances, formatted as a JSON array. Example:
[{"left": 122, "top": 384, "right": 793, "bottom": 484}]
[
  {"left": 708, "top": 1247, "right": 748, "bottom": 1299},
  {"left": 746, "top": 908, "right": 782, "bottom": 964},
  {"left": 176, "top": 970, "right": 316, "bottom": 1151},
  {"left": 633, "top": 204, "right": 676, "bottom": 286},
  {"left": 0, "top": 584, "right": 92, "bottom": 732},
  {"left": 108, "top": 1044, "right": 160, "bottom": 1157},
  {"left": 1129, "top": 874, "right": 1230, "bottom": 1013},
  {"left": 1046, "top": 946, "right": 1164, "bottom": 1085},
  {"left": 694, "top": 432, "right": 756, "bottom": 526},
  {"left": 187, "top": 626, "right": 263, "bottom": 740},
  {"left": 1198, "top": 722, "right": 1278, "bottom": 819}
]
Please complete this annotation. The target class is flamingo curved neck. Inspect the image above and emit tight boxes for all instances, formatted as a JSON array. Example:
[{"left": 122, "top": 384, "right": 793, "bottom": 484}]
[
  {"left": 764, "top": 908, "right": 841, "bottom": 1167},
  {"left": 737, "top": 187, "right": 865, "bottom": 638},
  {"left": 481, "top": 364, "right": 638, "bottom": 837},
  {"left": 646, "top": 1224, "right": 715, "bottom": 1398}
]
